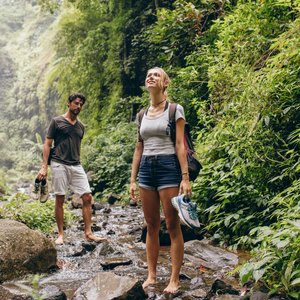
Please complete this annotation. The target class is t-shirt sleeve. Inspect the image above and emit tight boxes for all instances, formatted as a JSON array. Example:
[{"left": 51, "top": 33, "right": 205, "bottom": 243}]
[
  {"left": 175, "top": 104, "right": 185, "bottom": 121},
  {"left": 46, "top": 118, "right": 56, "bottom": 139}
]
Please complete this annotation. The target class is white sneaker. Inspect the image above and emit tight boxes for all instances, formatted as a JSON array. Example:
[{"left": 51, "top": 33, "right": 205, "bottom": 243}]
[{"left": 171, "top": 195, "right": 200, "bottom": 228}]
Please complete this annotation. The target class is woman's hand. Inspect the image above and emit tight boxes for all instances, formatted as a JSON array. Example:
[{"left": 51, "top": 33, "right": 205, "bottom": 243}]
[
  {"left": 179, "top": 178, "right": 192, "bottom": 196},
  {"left": 130, "top": 181, "right": 138, "bottom": 200}
]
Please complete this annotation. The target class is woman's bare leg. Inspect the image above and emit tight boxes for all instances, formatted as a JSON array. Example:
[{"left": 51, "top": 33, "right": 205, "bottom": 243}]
[
  {"left": 160, "top": 187, "right": 183, "bottom": 293},
  {"left": 140, "top": 187, "right": 161, "bottom": 289}
]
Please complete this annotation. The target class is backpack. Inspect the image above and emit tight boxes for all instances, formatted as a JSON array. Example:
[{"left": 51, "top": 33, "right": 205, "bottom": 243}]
[{"left": 137, "top": 102, "right": 202, "bottom": 181}]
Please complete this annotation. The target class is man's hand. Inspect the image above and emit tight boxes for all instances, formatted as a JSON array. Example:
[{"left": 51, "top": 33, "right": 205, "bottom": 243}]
[{"left": 37, "top": 165, "right": 48, "bottom": 181}]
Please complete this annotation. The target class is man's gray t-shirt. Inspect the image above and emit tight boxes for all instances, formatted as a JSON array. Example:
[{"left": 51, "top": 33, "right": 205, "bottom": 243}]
[
  {"left": 138, "top": 104, "right": 185, "bottom": 156},
  {"left": 47, "top": 116, "right": 84, "bottom": 165}
]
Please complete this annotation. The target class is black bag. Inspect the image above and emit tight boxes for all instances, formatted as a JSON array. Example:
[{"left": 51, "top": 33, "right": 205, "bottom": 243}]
[{"left": 168, "top": 102, "right": 202, "bottom": 181}]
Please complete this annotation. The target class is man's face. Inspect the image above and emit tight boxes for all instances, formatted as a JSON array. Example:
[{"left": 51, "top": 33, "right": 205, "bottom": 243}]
[{"left": 68, "top": 98, "right": 84, "bottom": 115}]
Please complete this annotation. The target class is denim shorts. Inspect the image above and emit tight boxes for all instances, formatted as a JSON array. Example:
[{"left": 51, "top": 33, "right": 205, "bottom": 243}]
[{"left": 138, "top": 154, "right": 181, "bottom": 191}]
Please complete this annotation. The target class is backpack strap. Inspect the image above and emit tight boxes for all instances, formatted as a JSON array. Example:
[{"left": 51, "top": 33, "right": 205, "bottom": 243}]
[
  {"left": 168, "top": 102, "right": 178, "bottom": 144},
  {"left": 137, "top": 109, "right": 145, "bottom": 125},
  {"left": 136, "top": 108, "right": 149, "bottom": 142},
  {"left": 168, "top": 102, "right": 178, "bottom": 123}
]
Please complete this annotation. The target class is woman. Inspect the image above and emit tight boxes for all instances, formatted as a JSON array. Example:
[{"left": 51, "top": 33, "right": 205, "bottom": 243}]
[{"left": 130, "top": 67, "right": 191, "bottom": 293}]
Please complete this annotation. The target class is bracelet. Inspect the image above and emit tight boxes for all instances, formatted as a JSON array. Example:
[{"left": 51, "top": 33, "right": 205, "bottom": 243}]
[{"left": 182, "top": 172, "right": 189, "bottom": 176}]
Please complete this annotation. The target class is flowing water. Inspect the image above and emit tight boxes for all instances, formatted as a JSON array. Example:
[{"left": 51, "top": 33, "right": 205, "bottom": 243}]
[{"left": 0, "top": 202, "right": 245, "bottom": 299}]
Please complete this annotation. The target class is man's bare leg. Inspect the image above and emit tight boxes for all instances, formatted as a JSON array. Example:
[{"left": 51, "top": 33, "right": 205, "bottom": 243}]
[
  {"left": 82, "top": 193, "right": 106, "bottom": 242},
  {"left": 55, "top": 195, "right": 65, "bottom": 245}
]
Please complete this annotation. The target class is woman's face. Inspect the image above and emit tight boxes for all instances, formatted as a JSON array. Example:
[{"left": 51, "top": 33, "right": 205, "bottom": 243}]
[{"left": 145, "top": 68, "right": 164, "bottom": 90}]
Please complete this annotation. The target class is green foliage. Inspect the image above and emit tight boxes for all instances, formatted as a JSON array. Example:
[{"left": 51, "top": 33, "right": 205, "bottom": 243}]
[
  {"left": 82, "top": 120, "right": 136, "bottom": 197},
  {"left": 0, "top": 193, "right": 75, "bottom": 234},
  {"left": 1, "top": 0, "right": 300, "bottom": 297}
]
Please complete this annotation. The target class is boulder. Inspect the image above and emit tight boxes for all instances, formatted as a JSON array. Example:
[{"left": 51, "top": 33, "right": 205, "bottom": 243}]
[
  {"left": 73, "top": 272, "right": 146, "bottom": 300},
  {"left": 0, "top": 219, "right": 57, "bottom": 283},
  {"left": 184, "top": 240, "right": 238, "bottom": 271}
]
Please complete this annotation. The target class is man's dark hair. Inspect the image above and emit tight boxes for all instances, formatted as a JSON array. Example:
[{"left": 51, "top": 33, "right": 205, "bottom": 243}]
[{"left": 68, "top": 93, "right": 86, "bottom": 104}]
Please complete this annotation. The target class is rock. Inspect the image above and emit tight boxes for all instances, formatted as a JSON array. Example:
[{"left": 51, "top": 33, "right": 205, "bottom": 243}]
[
  {"left": 210, "top": 279, "right": 240, "bottom": 295},
  {"left": 0, "top": 283, "right": 34, "bottom": 299},
  {"left": 71, "top": 195, "right": 95, "bottom": 209},
  {"left": 129, "top": 199, "right": 138, "bottom": 207},
  {"left": 40, "top": 285, "right": 67, "bottom": 300},
  {"left": 184, "top": 240, "right": 238, "bottom": 271},
  {"left": 250, "top": 291, "right": 269, "bottom": 300},
  {"left": 92, "top": 202, "right": 104, "bottom": 211},
  {"left": 184, "top": 287, "right": 207, "bottom": 298},
  {"left": 73, "top": 272, "right": 146, "bottom": 300},
  {"left": 0, "top": 219, "right": 57, "bottom": 283},
  {"left": 71, "top": 195, "right": 83, "bottom": 209},
  {"left": 107, "top": 193, "right": 121, "bottom": 205},
  {"left": 100, "top": 257, "right": 133, "bottom": 270},
  {"left": 97, "top": 241, "right": 115, "bottom": 256}
]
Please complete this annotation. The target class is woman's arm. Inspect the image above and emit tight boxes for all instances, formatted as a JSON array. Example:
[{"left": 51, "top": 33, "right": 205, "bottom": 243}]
[
  {"left": 130, "top": 141, "right": 144, "bottom": 200},
  {"left": 175, "top": 118, "right": 192, "bottom": 196}
]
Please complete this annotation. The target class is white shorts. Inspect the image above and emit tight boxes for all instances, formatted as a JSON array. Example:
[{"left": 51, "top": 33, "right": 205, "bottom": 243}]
[{"left": 51, "top": 161, "right": 91, "bottom": 196}]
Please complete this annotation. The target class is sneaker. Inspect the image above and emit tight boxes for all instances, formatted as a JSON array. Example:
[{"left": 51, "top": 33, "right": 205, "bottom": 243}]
[
  {"left": 39, "top": 179, "right": 48, "bottom": 203},
  {"left": 32, "top": 178, "right": 41, "bottom": 200},
  {"left": 171, "top": 195, "right": 200, "bottom": 228}
]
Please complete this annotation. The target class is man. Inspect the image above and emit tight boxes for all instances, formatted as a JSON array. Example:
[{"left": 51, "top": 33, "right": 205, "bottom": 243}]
[{"left": 37, "top": 93, "right": 106, "bottom": 245}]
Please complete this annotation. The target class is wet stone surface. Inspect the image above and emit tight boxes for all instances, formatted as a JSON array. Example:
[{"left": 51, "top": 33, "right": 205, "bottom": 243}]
[{"left": 0, "top": 203, "right": 245, "bottom": 299}]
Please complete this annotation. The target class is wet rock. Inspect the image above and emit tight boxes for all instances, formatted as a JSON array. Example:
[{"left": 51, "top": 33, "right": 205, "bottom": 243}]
[
  {"left": 101, "top": 207, "right": 112, "bottom": 214},
  {"left": 184, "top": 240, "right": 238, "bottom": 271},
  {"left": 107, "top": 229, "right": 115, "bottom": 235},
  {"left": 0, "top": 284, "right": 33, "bottom": 299},
  {"left": 91, "top": 224, "right": 102, "bottom": 231},
  {"left": 212, "top": 295, "right": 241, "bottom": 299},
  {"left": 40, "top": 285, "right": 67, "bottom": 300},
  {"left": 71, "top": 195, "right": 95, "bottom": 209},
  {"left": 71, "top": 195, "right": 83, "bottom": 209},
  {"left": 92, "top": 202, "right": 104, "bottom": 211},
  {"left": 190, "top": 276, "right": 205, "bottom": 289},
  {"left": 210, "top": 279, "right": 240, "bottom": 295},
  {"left": 0, "top": 219, "right": 57, "bottom": 283},
  {"left": 249, "top": 291, "right": 269, "bottom": 300},
  {"left": 129, "top": 199, "right": 138, "bottom": 207},
  {"left": 184, "top": 287, "right": 207, "bottom": 299},
  {"left": 100, "top": 257, "right": 133, "bottom": 270},
  {"left": 97, "top": 241, "right": 115, "bottom": 256},
  {"left": 107, "top": 193, "right": 121, "bottom": 205},
  {"left": 73, "top": 272, "right": 146, "bottom": 300},
  {"left": 82, "top": 242, "right": 97, "bottom": 252}
]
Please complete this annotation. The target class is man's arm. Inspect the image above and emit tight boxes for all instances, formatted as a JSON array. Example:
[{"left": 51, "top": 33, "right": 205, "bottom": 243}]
[{"left": 37, "top": 137, "right": 53, "bottom": 180}]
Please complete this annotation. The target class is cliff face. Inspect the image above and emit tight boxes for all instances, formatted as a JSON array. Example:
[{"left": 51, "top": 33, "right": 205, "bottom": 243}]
[{"left": 0, "top": 0, "right": 58, "bottom": 176}]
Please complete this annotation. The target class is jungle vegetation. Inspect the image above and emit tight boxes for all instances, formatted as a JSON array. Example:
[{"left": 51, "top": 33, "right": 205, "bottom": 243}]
[{"left": 0, "top": 0, "right": 299, "bottom": 298}]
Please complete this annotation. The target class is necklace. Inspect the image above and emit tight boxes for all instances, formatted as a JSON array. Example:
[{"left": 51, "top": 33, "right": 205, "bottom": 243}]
[{"left": 150, "top": 99, "right": 166, "bottom": 108}]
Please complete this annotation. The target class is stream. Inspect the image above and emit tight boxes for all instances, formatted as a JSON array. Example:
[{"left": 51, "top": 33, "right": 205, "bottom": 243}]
[{"left": 0, "top": 198, "right": 246, "bottom": 299}]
